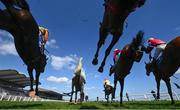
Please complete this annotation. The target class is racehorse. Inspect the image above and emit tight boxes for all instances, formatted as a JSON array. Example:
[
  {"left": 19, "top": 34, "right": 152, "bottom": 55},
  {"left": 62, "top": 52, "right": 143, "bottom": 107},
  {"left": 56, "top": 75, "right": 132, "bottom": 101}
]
[
  {"left": 70, "top": 75, "right": 85, "bottom": 103},
  {"left": 144, "top": 36, "right": 180, "bottom": 104},
  {"left": 0, "top": 1, "right": 47, "bottom": 96},
  {"left": 109, "top": 31, "right": 144, "bottom": 104},
  {"left": 92, "top": 0, "right": 146, "bottom": 72},
  {"left": 104, "top": 84, "right": 114, "bottom": 103}
]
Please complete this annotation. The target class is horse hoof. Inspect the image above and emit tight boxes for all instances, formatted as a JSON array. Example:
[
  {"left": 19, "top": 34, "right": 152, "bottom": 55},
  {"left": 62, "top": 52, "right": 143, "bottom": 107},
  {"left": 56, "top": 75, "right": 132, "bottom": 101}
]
[
  {"left": 171, "top": 101, "right": 175, "bottom": 104},
  {"left": 98, "top": 67, "right": 103, "bottom": 73},
  {"left": 92, "top": 58, "right": 98, "bottom": 65}
]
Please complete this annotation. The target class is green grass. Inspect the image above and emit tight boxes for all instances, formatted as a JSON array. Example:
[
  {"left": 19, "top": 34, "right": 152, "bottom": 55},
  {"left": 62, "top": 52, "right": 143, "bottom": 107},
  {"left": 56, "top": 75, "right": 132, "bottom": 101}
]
[{"left": 0, "top": 101, "right": 180, "bottom": 109}]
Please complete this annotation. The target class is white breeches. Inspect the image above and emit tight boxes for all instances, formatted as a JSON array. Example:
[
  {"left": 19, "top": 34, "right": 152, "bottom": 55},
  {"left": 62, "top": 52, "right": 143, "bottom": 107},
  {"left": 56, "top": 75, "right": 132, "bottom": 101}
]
[{"left": 153, "top": 44, "right": 166, "bottom": 59}]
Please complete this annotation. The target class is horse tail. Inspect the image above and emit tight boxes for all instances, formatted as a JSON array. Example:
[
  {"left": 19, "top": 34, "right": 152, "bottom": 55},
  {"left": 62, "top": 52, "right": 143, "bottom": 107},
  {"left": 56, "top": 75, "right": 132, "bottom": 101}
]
[{"left": 131, "top": 30, "right": 144, "bottom": 49}]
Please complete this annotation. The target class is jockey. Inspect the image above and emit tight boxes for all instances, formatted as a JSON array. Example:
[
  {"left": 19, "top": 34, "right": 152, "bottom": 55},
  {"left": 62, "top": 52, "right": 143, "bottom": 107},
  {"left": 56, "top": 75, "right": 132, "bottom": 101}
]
[
  {"left": 113, "top": 48, "right": 122, "bottom": 64},
  {"left": 39, "top": 26, "right": 49, "bottom": 54},
  {"left": 103, "top": 79, "right": 112, "bottom": 91},
  {"left": 142, "top": 37, "right": 166, "bottom": 62},
  {"left": 109, "top": 48, "right": 122, "bottom": 76}
]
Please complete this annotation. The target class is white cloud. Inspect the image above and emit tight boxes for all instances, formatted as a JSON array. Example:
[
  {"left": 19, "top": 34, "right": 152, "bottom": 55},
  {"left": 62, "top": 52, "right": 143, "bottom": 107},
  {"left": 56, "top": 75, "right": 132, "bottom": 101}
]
[
  {"left": 0, "top": 39, "right": 18, "bottom": 56},
  {"left": 47, "top": 76, "right": 71, "bottom": 84},
  {"left": 86, "top": 86, "right": 96, "bottom": 90},
  {"left": 0, "top": 30, "right": 18, "bottom": 56},
  {"left": 175, "top": 27, "right": 180, "bottom": 31},
  {"left": 175, "top": 69, "right": 180, "bottom": 74},
  {"left": 51, "top": 55, "right": 79, "bottom": 70},
  {"left": 0, "top": 30, "right": 13, "bottom": 39},
  {"left": 46, "top": 39, "right": 59, "bottom": 49},
  {"left": 94, "top": 75, "right": 100, "bottom": 78},
  {"left": 0, "top": 42, "right": 18, "bottom": 56}
]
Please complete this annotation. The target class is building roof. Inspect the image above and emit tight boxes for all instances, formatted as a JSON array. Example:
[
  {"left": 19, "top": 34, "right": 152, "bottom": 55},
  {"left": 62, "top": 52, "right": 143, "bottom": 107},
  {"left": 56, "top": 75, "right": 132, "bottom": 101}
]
[
  {"left": 38, "top": 88, "right": 63, "bottom": 96},
  {"left": 0, "top": 69, "right": 40, "bottom": 88}
]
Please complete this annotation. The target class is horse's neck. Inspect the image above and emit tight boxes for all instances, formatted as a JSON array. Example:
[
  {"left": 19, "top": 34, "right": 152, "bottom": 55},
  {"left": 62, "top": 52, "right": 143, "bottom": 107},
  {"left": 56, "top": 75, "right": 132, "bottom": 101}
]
[
  {"left": 152, "top": 63, "right": 161, "bottom": 77},
  {"left": 0, "top": 10, "right": 15, "bottom": 32}
]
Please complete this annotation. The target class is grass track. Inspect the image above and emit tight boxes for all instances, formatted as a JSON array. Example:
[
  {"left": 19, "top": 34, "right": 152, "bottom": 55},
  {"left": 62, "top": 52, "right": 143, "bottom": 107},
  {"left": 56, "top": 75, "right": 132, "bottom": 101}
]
[{"left": 0, "top": 101, "right": 180, "bottom": 109}]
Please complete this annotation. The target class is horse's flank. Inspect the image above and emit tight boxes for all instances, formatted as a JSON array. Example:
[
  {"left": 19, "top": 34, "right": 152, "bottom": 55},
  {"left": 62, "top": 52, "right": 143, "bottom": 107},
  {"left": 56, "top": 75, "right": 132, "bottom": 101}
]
[{"left": 160, "top": 36, "right": 180, "bottom": 78}]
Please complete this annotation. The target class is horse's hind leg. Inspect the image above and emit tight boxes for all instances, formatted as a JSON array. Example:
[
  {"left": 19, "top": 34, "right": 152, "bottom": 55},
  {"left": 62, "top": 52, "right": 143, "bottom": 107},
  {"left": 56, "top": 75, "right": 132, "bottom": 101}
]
[
  {"left": 70, "top": 84, "right": 74, "bottom": 102},
  {"left": 70, "top": 92, "right": 73, "bottom": 102},
  {"left": 27, "top": 66, "right": 34, "bottom": 91},
  {"left": 98, "top": 34, "right": 120, "bottom": 72},
  {"left": 164, "top": 78, "right": 175, "bottom": 104},
  {"left": 92, "top": 26, "right": 108, "bottom": 65}
]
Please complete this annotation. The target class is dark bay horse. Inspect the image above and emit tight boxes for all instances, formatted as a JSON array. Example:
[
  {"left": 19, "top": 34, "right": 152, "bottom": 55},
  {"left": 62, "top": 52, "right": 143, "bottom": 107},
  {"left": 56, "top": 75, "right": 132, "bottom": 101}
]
[
  {"left": 0, "top": 2, "right": 47, "bottom": 96},
  {"left": 104, "top": 84, "right": 114, "bottom": 103},
  {"left": 70, "top": 75, "right": 85, "bottom": 103},
  {"left": 109, "top": 31, "right": 144, "bottom": 104},
  {"left": 145, "top": 36, "right": 180, "bottom": 104},
  {"left": 92, "top": 0, "right": 146, "bottom": 72}
]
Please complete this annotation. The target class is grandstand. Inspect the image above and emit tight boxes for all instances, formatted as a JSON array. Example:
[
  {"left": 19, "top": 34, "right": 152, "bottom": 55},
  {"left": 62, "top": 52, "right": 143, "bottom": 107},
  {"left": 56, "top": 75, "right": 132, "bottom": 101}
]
[{"left": 0, "top": 69, "right": 63, "bottom": 101}]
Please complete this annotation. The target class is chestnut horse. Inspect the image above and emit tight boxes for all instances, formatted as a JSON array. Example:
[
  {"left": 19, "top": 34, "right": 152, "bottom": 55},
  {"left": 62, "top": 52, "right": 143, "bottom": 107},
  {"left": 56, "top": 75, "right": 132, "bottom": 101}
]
[
  {"left": 145, "top": 36, "right": 180, "bottom": 104},
  {"left": 109, "top": 31, "right": 144, "bottom": 104},
  {"left": 92, "top": 0, "right": 146, "bottom": 72},
  {"left": 0, "top": 1, "right": 47, "bottom": 96}
]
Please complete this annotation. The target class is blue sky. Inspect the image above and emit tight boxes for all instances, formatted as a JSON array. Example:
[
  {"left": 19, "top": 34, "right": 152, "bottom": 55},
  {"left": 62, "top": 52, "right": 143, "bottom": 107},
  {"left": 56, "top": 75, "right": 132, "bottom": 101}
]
[{"left": 0, "top": 0, "right": 180, "bottom": 100}]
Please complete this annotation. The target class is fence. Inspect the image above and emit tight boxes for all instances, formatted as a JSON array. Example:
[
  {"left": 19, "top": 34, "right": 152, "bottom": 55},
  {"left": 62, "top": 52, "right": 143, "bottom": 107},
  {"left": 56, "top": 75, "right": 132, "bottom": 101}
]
[
  {"left": 87, "top": 92, "right": 180, "bottom": 102},
  {"left": 111, "top": 92, "right": 180, "bottom": 101},
  {"left": 0, "top": 94, "right": 45, "bottom": 102},
  {"left": 0, "top": 92, "right": 180, "bottom": 102}
]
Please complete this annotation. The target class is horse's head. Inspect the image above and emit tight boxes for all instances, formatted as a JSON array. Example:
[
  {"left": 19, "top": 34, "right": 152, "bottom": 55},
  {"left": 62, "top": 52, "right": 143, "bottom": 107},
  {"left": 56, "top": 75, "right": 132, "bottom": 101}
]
[
  {"left": 130, "top": 31, "right": 144, "bottom": 61},
  {"left": 134, "top": 50, "right": 143, "bottom": 62},
  {"left": 145, "top": 61, "right": 153, "bottom": 76}
]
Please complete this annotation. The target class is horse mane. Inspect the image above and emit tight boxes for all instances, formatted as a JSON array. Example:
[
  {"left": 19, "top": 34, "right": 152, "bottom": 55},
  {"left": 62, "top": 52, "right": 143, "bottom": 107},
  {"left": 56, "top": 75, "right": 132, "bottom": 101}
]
[{"left": 131, "top": 30, "right": 144, "bottom": 50}]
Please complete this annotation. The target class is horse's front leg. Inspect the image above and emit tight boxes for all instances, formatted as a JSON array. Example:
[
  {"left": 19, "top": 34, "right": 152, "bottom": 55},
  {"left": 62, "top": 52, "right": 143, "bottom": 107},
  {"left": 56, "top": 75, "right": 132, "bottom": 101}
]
[
  {"left": 120, "top": 78, "right": 124, "bottom": 105},
  {"left": 98, "top": 34, "right": 120, "bottom": 72},
  {"left": 107, "top": 94, "right": 109, "bottom": 103},
  {"left": 35, "top": 70, "right": 40, "bottom": 96},
  {"left": 92, "top": 26, "right": 108, "bottom": 65},
  {"left": 156, "top": 78, "right": 160, "bottom": 100},
  {"left": 80, "top": 92, "right": 84, "bottom": 103},
  {"left": 75, "top": 91, "right": 77, "bottom": 103},
  {"left": 80, "top": 85, "right": 85, "bottom": 102},
  {"left": 113, "top": 74, "right": 118, "bottom": 99},
  {"left": 27, "top": 66, "right": 34, "bottom": 91}
]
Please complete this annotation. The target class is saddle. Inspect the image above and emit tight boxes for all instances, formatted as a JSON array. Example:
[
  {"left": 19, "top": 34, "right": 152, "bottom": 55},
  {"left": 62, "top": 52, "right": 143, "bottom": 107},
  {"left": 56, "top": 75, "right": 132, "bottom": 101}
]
[{"left": 105, "top": 85, "right": 112, "bottom": 91}]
